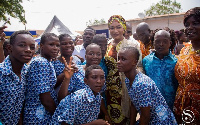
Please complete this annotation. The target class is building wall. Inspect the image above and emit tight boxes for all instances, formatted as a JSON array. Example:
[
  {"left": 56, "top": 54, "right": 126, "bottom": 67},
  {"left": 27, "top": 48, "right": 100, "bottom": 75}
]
[
  {"left": 90, "top": 13, "right": 185, "bottom": 38},
  {"left": 129, "top": 13, "right": 185, "bottom": 33}
]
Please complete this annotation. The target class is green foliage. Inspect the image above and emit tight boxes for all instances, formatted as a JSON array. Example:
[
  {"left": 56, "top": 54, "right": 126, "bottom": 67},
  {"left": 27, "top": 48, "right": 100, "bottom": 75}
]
[
  {"left": 86, "top": 18, "right": 106, "bottom": 26},
  {"left": 0, "top": 0, "right": 26, "bottom": 24},
  {"left": 144, "top": 0, "right": 181, "bottom": 17}
]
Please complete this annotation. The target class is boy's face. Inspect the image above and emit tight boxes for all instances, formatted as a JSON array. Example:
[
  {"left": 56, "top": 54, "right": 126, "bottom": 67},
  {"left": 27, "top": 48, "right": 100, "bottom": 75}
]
[
  {"left": 85, "top": 45, "right": 102, "bottom": 65},
  {"left": 40, "top": 37, "right": 60, "bottom": 60},
  {"left": 96, "top": 39, "right": 107, "bottom": 57},
  {"left": 154, "top": 34, "right": 171, "bottom": 56},
  {"left": 84, "top": 69, "right": 105, "bottom": 96},
  {"left": 117, "top": 49, "right": 137, "bottom": 73},
  {"left": 9, "top": 34, "right": 35, "bottom": 63}
]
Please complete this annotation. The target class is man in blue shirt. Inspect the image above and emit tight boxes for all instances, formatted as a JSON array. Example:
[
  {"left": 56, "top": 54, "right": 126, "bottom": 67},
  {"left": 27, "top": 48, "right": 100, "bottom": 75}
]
[{"left": 142, "top": 30, "right": 178, "bottom": 110}]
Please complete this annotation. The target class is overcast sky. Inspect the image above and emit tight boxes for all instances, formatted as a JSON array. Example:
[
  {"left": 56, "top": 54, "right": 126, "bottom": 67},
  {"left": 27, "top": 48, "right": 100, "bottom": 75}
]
[{"left": 0, "top": 0, "right": 199, "bottom": 32}]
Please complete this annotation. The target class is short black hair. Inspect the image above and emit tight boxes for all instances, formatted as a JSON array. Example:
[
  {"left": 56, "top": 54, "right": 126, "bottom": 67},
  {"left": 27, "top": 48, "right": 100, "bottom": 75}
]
[
  {"left": 40, "top": 33, "right": 58, "bottom": 44},
  {"left": 84, "top": 27, "right": 96, "bottom": 34},
  {"left": 121, "top": 47, "right": 140, "bottom": 61},
  {"left": 92, "top": 34, "right": 107, "bottom": 44},
  {"left": 85, "top": 64, "right": 103, "bottom": 79},
  {"left": 85, "top": 43, "right": 101, "bottom": 53},
  {"left": 58, "top": 34, "right": 72, "bottom": 42},
  {"left": 9, "top": 30, "right": 33, "bottom": 45}
]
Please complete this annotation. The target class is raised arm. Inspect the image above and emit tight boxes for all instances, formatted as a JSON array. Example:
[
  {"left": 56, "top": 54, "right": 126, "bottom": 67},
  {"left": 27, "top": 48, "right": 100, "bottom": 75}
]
[
  {"left": 0, "top": 26, "right": 7, "bottom": 63},
  {"left": 58, "top": 56, "right": 74, "bottom": 101}
]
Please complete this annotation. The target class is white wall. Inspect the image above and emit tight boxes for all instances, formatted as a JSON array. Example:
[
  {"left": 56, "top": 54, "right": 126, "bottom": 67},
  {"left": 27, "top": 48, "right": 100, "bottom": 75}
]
[{"left": 91, "top": 13, "right": 185, "bottom": 38}]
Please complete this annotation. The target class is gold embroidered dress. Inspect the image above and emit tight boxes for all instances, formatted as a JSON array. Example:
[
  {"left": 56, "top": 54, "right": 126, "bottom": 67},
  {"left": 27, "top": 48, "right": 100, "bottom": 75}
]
[
  {"left": 174, "top": 45, "right": 200, "bottom": 124},
  {"left": 105, "top": 38, "right": 139, "bottom": 125}
]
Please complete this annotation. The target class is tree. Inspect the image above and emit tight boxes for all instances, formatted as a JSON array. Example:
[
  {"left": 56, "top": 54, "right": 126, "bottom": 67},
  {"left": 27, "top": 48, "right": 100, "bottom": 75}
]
[
  {"left": 144, "top": 0, "right": 181, "bottom": 17},
  {"left": 86, "top": 18, "right": 106, "bottom": 26},
  {"left": 0, "top": 0, "right": 27, "bottom": 24}
]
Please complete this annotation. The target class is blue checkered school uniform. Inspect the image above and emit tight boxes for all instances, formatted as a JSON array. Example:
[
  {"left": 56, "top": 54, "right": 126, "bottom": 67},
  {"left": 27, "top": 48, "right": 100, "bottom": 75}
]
[
  {"left": 23, "top": 56, "right": 57, "bottom": 124},
  {"left": 52, "top": 55, "right": 82, "bottom": 77},
  {"left": 51, "top": 56, "right": 82, "bottom": 93},
  {"left": 69, "top": 65, "right": 106, "bottom": 94},
  {"left": 126, "top": 72, "right": 177, "bottom": 125},
  {"left": 67, "top": 65, "right": 86, "bottom": 93},
  {"left": 51, "top": 86, "right": 102, "bottom": 125},
  {"left": 0, "top": 56, "right": 27, "bottom": 124}
]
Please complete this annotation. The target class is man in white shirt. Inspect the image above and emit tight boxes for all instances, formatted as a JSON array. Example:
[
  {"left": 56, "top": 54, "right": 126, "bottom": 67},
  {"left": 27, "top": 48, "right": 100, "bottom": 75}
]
[
  {"left": 72, "top": 27, "right": 95, "bottom": 62},
  {"left": 124, "top": 22, "right": 140, "bottom": 47}
]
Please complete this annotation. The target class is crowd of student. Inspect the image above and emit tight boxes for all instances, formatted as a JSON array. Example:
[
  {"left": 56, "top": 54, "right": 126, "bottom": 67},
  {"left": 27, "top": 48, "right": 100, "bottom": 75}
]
[{"left": 0, "top": 7, "right": 199, "bottom": 125}]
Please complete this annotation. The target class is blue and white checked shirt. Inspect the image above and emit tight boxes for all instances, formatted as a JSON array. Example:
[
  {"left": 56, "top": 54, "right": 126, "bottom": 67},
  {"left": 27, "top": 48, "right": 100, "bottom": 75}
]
[
  {"left": 23, "top": 56, "right": 57, "bottom": 124},
  {"left": 0, "top": 56, "right": 27, "bottom": 124},
  {"left": 52, "top": 55, "right": 82, "bottom": 77},
  {"left": 68, "top": 65, "right": 86, "bottom": 93},
  {"left": 51, "top": 86, "right": 102, "bottom": 125},
  {"left": 125, "top": 72, "right": 177, "bottom": 125}
]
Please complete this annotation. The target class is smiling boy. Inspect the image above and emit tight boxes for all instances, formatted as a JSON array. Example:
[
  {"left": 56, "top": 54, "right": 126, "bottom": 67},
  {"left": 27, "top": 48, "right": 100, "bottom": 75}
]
[
  {"left": 51, "top": 64, "right": 109, "bottom": 125},
  {"left": 0, "top": 30, "right": 35, "bottom": 124}
]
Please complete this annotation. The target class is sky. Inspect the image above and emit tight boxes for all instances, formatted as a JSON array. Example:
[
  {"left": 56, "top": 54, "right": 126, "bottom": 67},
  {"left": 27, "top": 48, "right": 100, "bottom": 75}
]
[{"left": 0, "top": 0, "right": 199, "bottom": 32}]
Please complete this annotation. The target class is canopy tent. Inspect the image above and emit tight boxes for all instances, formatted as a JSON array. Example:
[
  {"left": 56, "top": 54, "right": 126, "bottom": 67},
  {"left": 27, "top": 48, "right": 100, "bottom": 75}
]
[
  {"left": 35, "top": 15, "right": 80, "bottom": 44},
  {"left": 43, "top": 15, "right": 73, "bottom": 36}
]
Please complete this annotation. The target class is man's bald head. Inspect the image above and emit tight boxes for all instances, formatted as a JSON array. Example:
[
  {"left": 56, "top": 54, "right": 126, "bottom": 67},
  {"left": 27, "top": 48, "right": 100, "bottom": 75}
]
[
  {"left": 154, "top": 30, "right": 170, "bottom": 40},
  {"left": 136, "top": 22, "right": 151, "bottom": 44}
]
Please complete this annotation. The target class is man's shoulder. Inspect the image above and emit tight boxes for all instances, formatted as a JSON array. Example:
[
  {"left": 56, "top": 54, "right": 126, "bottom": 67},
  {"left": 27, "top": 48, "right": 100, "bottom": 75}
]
[
  {"left": 142, "top": 53, "right": 154, "bottom": 62},
  {"left": 168, "top": 53, "right": 178, "bottom": 62}
]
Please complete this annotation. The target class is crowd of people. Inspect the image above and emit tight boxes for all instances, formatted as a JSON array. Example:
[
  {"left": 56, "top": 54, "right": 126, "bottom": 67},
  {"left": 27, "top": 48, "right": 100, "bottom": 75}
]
[{"left": 0, "top": 7, "right": 199, "bottom": 125}]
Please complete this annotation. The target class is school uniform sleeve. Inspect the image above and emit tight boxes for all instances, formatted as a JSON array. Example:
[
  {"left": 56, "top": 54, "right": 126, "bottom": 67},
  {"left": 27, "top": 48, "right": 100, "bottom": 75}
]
[
  {"left": 134, "top": 74, "right": 153, "bottom": 108},
  {"left": 51, "top": 93, "right": 80, "bottom": 124},
  {"left": 67, "top": 67, "right": 85, "bottom": 94},
  {"left": 28, "top": 59, "right": 53, "bottom": 95}
]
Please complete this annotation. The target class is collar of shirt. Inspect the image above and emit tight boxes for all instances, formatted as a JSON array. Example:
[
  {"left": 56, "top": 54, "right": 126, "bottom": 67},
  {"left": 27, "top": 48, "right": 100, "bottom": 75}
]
[
  {"left": 1, "top": 56, "right": 13, "bottom": 75},
  {"left": 152, "top": 51, "right": 175, "bottom": 60},
  {"left": 125, "top": 72, "right": 141, "bottom": 90},
  {"left": 85, "top": 86, "right": 101, "bottom": 103},
  {"left": 1, "top": 56, "right": 28, "bottom": 78}
]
